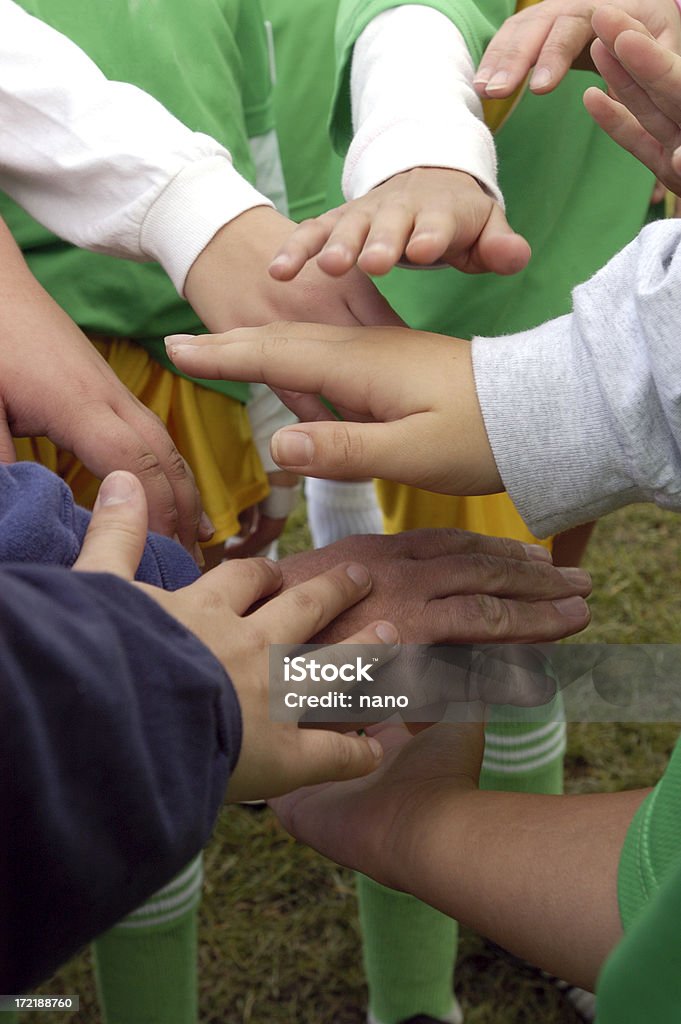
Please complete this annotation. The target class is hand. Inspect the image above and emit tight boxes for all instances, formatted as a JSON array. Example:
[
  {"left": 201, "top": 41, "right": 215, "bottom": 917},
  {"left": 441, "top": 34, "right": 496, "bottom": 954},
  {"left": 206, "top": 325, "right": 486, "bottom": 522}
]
[
  {"left": 74, "top": 471, "right": 398, "bottom": 801},
  {"left": 0, "top": 221, "right": 208, "bottom": 555},
  {"left": 278, "top": 530, "right": 590, "bottom": 645},
  {"left": 267, "top": 169, "right": 531, "bottom": 280},
  {"left": 474, "top": 0, "right": 681, "bottom": 98},
  {"left": 584, "top": 6, "right": 681, "bottom": 196},
  {"left": 166, "top": 321, "right": 497, "bottom": 494},
  {"left": 270, "top": 722, "right": 484, "bottom": 890},
  {"left": 184, "top": 205, "right": 404, "bottom": 331}
]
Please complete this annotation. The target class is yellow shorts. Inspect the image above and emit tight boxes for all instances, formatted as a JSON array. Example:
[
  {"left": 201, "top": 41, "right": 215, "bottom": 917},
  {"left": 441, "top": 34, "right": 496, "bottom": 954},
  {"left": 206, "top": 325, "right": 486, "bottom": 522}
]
[
  {"left": 13, "top": 337, "right": 268, "bottom": 545},
  {"left": 375, "top": 480, "right": 553, "bottom": 550}
]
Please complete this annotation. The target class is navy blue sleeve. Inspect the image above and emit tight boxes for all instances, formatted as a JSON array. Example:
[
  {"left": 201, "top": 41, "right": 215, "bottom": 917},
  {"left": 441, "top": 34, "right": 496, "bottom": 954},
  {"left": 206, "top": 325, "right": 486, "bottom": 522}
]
[{"left": 0, "top": 564, "right": 241, "bottom": 993}]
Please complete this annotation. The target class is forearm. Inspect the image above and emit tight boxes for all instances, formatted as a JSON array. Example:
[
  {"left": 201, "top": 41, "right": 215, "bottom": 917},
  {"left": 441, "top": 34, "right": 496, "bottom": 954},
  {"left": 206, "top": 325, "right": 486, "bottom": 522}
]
[
  {"left": 0, "top": 565, "right": 239, "bottom": 991},
  {"left": 345, "top": 6, "right": 501, "bottom": 202},
  {"left": 0, "top": 0, "right": 271, "bottom": 293},
  {"left": 389, "top": 786, "right": 647, "bottom": 990}
]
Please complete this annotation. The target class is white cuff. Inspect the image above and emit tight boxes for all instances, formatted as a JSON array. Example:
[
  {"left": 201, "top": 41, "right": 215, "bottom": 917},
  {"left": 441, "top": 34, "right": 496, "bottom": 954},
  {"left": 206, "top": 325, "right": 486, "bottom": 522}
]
[
  {"left": 345, "top": 5, "right": 502, "bottom": 206},
  {"left": 141, "top": 155, "right": 273, "bottom": 295}
]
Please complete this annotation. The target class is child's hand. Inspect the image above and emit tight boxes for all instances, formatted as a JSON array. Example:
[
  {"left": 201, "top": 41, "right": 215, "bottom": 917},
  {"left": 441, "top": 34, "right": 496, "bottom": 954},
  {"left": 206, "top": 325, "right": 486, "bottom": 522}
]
[
  {"left": 267, "top": 169, "right": 530, "bottom": 280},
  {"left": 75, "top": 471, "right": 397, "bottom": 802},
  {"left": 166, "top": 321, "right": 497, "bottom": 495},
  {"left": 474, "top": 0, "right": 681, "bottom": 98},
  {"left": 584, "top": 6, "right": 681, "bottom": 197}
]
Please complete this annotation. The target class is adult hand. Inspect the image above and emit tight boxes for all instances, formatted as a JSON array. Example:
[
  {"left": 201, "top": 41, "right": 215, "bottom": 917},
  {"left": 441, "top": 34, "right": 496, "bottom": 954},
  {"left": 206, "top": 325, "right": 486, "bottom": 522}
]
[
  {"left": 278, "top": 530, "right": 590, "bottom": 645},
  {"left": 0, "top": 221, "right": 208, "bottom": 555},
  {"left": 267, "top": 169, "right": 530, "bottom": 280},
  {"left": 184, "top": 205, "right": 404, "bottom": 332},
  {"left": 474, "top": 0, "right": 681, "bottom": 98},
  {"left": 166, "top": 321, "right": 497, "bottom": 494},
  {"left": 74, "top": 471, "right": 398, "bottom": 801},
  {"left": 584, "top": 6, "right": 681, "bottom": 196}
]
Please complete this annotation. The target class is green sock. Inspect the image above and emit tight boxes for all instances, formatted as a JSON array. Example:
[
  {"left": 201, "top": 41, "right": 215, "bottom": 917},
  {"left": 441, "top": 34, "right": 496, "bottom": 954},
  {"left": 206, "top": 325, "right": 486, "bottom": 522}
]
[
  {"left": 357, "top": 873, "right": 458, "bottom": 1024},
  {"left": 480, "top": 701, "right": 566, "bottom": 795},
  {"left": 93, "top": 855, "right": 202, "bottom": 1024}
]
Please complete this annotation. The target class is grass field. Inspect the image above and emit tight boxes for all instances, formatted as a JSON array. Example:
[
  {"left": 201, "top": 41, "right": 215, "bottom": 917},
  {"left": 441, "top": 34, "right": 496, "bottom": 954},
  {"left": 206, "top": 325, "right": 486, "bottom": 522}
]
[{"left": 28, "top": 500, "right": 681, "bottom": 1023}]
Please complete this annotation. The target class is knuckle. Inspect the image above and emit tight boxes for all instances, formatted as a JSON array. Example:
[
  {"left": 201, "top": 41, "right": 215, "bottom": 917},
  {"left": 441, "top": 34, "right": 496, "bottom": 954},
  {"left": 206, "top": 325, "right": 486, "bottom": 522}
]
[
  {"left": 290, "top": 587, "right": 327, "bottom": 632},
  {"left": 330, "top": 423, "right": 364, "bottom": 467},
  {"left": 474, "top": 594, "right": 513, "bottom": 638},
  {"left": 260, "top": 326, "right": 295, "bottom": 361}
]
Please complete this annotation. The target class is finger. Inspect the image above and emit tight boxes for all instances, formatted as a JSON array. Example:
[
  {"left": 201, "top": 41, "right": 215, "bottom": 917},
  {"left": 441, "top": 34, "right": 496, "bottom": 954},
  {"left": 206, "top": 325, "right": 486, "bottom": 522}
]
[
  {"left": 269, "top": 212, "right": 341, "bottom": 281},
  {"left": 70, "top": 402, "right": 203, "bottom": 554},
  {"left": 270, "top": 419, "right": 430, "bottom": 484},
  {"left": 527, "top": 14, "right": 594, "bottom": 93},
  {"left": 356, "top": 204, "right": 416, "bottom": 276},
  {"left": 584, "top": 86, "right": 671, "bottom": 184},
  {"left": 166, "top": 324, "right": 401, "bottom": 411},
  {"left": 385, "top": 527, "right": 554, "bottom": 566},
  {"left": 592, "top": 37, "right": 681, "bottom": 152},
  {"left": 315, "top": 209, "right": 373, "bottom": 277},
  {"left": 475, "top": 11, "right": 555, "bottom": 96},
  {"left": 404, "top": 203, "right": 463, "bottom": 267},
  {"left": 114, "top": 397, "right": 206, "bottom": 550},
  {"left": 73, "top": 471, "right": 148, "bottom": 578},
  {"left": 198, "top": 556, "right": 283, "bottom": 615},
  {"left": 252, "top": 562, "right": 373, "bottom": 645},
  {"left": 426, "top": 592, "right": 590, "bottom": 644},
  {"left": 280, "top": 727, "right": 384, "bottom": 791},
  {"left": 612, "top": 29, "right": 681, "bottom": 130},
  {"left": 468, "top": 203, "right": 532, "bottom": 276},
  {"left": 416, "top": 553, "right": 591, "bottom": 602}
]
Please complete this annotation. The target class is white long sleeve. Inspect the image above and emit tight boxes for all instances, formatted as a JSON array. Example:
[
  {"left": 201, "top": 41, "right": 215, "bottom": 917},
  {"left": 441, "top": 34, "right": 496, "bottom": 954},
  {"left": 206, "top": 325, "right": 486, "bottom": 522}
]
[
  {"left": 0, "top": 0, "right": 273, "bottom": 293},
  {"left": 472, "top": 220, "right": 681, "bottom": 538},
  {"left": 344, "top": 4, "right": 502, "bottom": 205}
]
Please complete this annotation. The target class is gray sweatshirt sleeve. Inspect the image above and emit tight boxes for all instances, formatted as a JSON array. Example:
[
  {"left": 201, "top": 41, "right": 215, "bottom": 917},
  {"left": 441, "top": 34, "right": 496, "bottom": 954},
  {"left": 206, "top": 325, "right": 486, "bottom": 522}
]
[{"left": 472, "top": 219, "right": 681, "bottom": 538}]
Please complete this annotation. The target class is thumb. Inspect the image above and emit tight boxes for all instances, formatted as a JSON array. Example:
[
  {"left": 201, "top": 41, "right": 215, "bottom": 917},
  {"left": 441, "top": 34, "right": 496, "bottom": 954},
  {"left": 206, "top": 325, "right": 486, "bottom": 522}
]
[
  {"left": 474, "top": 203, "right": 531, "bottom": 276},
  {"left": 73, "top": 470, "right": 148, "bottom": 579},
  {"left": 290, "top": 728, "right": 384, "bottom": 787},
  {"left": 270, "top": 419, "right": 423, "bottom": 484}
]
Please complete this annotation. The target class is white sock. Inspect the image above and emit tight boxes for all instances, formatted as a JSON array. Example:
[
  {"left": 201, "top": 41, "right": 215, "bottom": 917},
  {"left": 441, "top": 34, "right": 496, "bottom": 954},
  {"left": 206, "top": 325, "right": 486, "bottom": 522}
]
[{"left": 305, "top": 478, "right": 383, "bottom": 547}]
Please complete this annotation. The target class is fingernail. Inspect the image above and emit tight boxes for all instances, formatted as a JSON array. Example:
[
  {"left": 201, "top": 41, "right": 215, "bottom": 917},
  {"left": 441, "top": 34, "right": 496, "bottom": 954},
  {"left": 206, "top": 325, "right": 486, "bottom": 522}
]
[
  {"left": 474, "top": 65, "right": 492, "bottom": 85},
  {"left": 523, "top": 543, "right": 553, "bottom": 562},
  {"left": 486, "top": 70, "right": 509, "bottom": 92},
  {"left": 164, "top": 334, "right": 197, "bottom": 349},
  {"left": 375, "top": 622, "right": 399, "bottom": 645},
  {"left": 346, "top": 563, "right": 371, "bottom": 588},
  {"left": 531, "top": 66, "right": 552, "bottom": 90},
  {"left": 96, "top": 471, "right": 135, "bottom": 507},
  {"left": 269, "top": 256, "right": 289, "bottom": 273},
  {"left": 367, "top": 737, "right": 383, "bottom": 760},
  {"left": 199, "top": 511, "right": 215, "bottom": 539},
  {"left": 557, "top": 567, "right": 592, "bottom": 588},
  {"left": 553, "top": 596, "right": 589, "bottom": 619},
  {"left": 272, "top": 429, "right": 314, "bottom": 467}
]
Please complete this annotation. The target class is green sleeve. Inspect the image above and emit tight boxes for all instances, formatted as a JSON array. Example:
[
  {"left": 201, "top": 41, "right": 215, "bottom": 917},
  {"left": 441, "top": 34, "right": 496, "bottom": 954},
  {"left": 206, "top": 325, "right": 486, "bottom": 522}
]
[
  {"left": 331, "top": 0, "right": 516, "bottom": 155},
  {"left": 617, "top": 737, "right": 681, "bottom": 930}
]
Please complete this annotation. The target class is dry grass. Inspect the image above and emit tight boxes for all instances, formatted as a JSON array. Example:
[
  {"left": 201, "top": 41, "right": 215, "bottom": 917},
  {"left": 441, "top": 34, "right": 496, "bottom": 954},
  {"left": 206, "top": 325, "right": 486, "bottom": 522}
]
[{"left": 24, "top": 501, "right": 681, "bottom": 1023}]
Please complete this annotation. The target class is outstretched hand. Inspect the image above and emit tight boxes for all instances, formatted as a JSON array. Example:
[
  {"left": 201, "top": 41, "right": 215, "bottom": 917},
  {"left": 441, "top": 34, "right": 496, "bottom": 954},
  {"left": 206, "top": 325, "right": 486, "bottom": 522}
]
[
  {"left": 166, "top": 321, "right": 496, "bottom": 495},
  {"left": 584, "top": 5, "right": 681, "bottom": 196},
  {"left": 474, "top": 0, "right": 680, "bottom": 98},
  {"left": 267, "top": 169, "right": 530, "bottom": 281}
]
